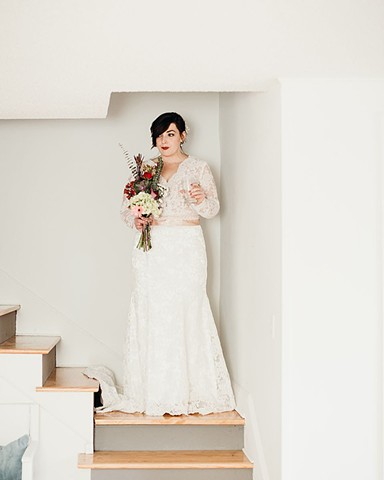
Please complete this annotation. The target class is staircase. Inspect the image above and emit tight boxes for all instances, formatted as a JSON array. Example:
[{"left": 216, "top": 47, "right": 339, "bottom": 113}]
[
  {"left": 0, "top": 304, "right": 98, "bottom": 480},
  {"left": 0, "top": 305, "right": 254, "bottom": 480},
  {"left": 79, "top": 409, "right": 252, "bottom": 479}
]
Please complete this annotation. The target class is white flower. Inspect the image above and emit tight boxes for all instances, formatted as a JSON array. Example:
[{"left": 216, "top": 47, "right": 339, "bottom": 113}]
[{"left": 129, "top": 192, "right": 162, "bottom": 218}]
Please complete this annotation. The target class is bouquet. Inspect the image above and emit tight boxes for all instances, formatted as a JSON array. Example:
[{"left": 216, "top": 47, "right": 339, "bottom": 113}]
[{"left": 121, "top": 145, "right": 166, "bottom": 251}]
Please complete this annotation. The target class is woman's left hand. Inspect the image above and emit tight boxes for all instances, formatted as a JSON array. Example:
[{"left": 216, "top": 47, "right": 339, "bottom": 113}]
[{"left": 189, "top": 183, "right": 206, "bottom": 205}]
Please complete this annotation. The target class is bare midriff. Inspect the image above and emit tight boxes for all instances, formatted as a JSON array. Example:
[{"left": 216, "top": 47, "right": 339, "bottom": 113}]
[{"left": 152, "top": 218, "right": 200, "bottom": 227}]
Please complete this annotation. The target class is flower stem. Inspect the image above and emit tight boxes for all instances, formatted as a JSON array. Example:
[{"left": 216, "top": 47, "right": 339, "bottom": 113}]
[{"left": 136, "top": 223, "right": 152, "bottom": 251}]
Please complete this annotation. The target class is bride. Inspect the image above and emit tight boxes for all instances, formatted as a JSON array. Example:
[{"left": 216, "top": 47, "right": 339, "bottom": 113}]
[{"left": 88, "top": 112, "right": 235, "bottom": 416}]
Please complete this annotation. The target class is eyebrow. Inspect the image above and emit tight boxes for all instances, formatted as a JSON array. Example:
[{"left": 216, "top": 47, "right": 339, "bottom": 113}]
[{"left": 166, "top": 129, "right": 176, "bottom": 133}]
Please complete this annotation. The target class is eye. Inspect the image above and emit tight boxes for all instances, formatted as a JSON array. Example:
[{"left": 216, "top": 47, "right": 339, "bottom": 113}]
[{"left": 168, "top": 133, "right": 174, "bottom": 137}]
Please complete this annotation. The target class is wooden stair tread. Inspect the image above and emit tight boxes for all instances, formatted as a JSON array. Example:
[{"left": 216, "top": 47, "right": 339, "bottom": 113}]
[
  {"left": 0, "top": 305, "right": 20, "bottom": 317},
  {"left": 36, "top": 367, "right": 99, "bottom": 392},
  {"left": 78, "top": 450, "right": 253, "bottom": 469},
  {"left": 0, "top": 335, "right": 61, "bottom": 354},
  {"left": 94, "top": 410, "right": 245, "bottom": 426}
]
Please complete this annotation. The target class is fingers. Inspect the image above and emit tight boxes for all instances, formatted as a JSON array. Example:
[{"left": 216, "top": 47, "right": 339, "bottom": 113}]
[
  {"left": 189, "top": 184, "right": 206, "bottom": 205},
  {"left": 134, "top": 216, "right": 153, "bottom": 231},
  {"left": 134, "top": 218, "right": 142, "bottom": 231}
]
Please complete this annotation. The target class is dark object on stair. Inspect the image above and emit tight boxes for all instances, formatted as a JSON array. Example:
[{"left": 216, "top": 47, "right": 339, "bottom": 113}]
[{"left": 94, "top": 387, "right": 103, "bottom": 408}]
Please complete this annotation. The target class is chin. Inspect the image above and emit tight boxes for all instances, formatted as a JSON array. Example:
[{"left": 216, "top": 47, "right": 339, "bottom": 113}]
[{"left": 162, "top": 151, "right": 175, "bottom": 157}]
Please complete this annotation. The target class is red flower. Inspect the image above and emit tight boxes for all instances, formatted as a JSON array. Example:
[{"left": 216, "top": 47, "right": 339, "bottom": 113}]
[
  {"left": 124, "top": 181, "right": 136, "bottom": 198},
  {"left": 143, "top": 172, "right": 152, "bottom": 179}
]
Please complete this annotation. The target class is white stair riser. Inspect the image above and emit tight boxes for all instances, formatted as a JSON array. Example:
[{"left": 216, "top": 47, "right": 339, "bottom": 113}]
[
  {"left": 0, "top": 311, "right": 16, "bottom": 343},
  {"left": 36, "top": 392, "right": 95, "bottom": 480},
  {"left": 91, "top": 469, "right": 252, "bottom": 480},
  {"left": 95, "top": 425, "right": 244, "bottom": 451},
  {"left": 37, "top": 391, "right": 95, "bottom": 453},
  {"left": 0, "top": 349, "right": 56, "bottom": 387},
  {"left": 0, "top": 355, "right": 43, "bottom": 389}
]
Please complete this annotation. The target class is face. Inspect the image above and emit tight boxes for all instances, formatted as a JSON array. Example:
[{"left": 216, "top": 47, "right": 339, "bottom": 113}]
[{"left": 155, "top": 123, "right": 186, "bottom": 158}]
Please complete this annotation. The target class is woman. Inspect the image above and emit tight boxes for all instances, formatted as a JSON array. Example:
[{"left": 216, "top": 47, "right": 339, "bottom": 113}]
[
  {"left": 89, "top": 112, "right": 235, "bottom": 416},
  {"left": 120, "top": 112, "right": 236, "bottom": 416}
]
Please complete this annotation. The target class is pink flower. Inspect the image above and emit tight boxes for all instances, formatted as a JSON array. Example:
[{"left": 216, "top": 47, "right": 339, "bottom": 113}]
[{"left": 131, "top": 205, "right": 143, "bottom": 217}]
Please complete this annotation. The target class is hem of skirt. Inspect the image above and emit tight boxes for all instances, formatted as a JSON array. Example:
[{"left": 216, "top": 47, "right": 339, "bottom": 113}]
[{"left": 96, "top": 401, "right": 237, "bottom": 417}]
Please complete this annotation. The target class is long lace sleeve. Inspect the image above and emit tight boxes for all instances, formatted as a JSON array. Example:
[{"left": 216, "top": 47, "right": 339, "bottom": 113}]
[
  {"left": 192, "top": 162, "right": 220, "bottom": 219},
  {"left": 120, "top": 194, "right": 135, "bottom": 228}
]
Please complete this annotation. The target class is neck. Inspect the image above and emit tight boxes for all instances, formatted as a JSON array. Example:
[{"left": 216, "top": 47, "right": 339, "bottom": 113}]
[{"left": 162, "top": 152, "right": 188, "bottom": 164}]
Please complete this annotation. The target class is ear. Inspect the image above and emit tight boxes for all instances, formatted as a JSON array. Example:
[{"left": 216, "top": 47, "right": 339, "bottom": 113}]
[{"left": 180, "top": 131, "right": 186, "bottom": 143}]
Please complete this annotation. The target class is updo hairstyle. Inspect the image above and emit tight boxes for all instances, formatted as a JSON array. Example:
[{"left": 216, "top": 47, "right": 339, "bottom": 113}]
[{"left": 150, "top": 112, "right": 186, "bottom": 148}]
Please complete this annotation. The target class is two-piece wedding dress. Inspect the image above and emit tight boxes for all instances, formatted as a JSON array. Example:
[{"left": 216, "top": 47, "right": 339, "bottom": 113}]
[{"left": 86, "top": 155, "right": 235, "bottom": 416}]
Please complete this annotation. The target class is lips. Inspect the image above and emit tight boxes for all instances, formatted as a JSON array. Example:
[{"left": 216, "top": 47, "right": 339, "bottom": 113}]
[{"left": 162, "top": 147, "right": 169, "bottom": 150}]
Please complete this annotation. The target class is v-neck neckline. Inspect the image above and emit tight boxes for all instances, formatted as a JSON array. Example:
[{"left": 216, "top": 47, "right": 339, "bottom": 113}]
[{"left": 160, "top": 156, "right": 190, "bottom": 183}]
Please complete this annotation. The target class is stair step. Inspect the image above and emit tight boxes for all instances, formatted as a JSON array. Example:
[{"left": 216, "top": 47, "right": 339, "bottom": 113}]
[
  {"left": 0, "top": 335, "right": 60, "bottom": 354},
  {"left": 94, "top": 410, "right": 245, "bottom": 451},
  {"left": 90, "top": 470, "right": 252, "bottom": 480},
  {"left": 95, "top": 410, "right": 244, "bottom": 426},
  {"left": 36, "top": 367, "right": 99, "bottom": 392},
  {"left": 95, "top": 424, "right": 244, "bottom": 451},
  {"left": 0, "top": 305, "right": 20, "bottom": 317},
  {"left": 78, "top": 450, "right": 253, "bottom": 470},
  {"left": 0, "top": 335, "right": 60, "bottom": 386}
]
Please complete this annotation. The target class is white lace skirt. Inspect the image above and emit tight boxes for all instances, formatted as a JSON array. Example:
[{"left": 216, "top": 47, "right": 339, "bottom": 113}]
[
  {"left": 84, "top": 226, "right": 235, "bottom": 416},
  {"left": 120, "top": 225, "right": 235, "bottom": 416}
]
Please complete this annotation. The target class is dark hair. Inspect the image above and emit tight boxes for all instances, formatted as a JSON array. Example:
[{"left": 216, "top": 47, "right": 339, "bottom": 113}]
[{"left": 150, "top": 112, "right": 186, "bottom": 148}]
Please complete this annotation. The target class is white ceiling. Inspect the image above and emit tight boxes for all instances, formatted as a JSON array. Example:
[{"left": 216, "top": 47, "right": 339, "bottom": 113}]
[{"left": 1, "top": 0, "right": 384, "bottom": 118}]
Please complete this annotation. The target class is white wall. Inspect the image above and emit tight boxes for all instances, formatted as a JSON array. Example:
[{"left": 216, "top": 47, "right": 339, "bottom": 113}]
[
  {"left": 219, "top": 79, "right": 384, "bottom": 480},
  {"left": 281, "top": 79, "right": 384, "bottom": 480},
  {"left": 1, "top": 0, "right": 384, "bottom": 117},
  {"left": 0, "top": 92, "right": 221, "bottom": 384},
  {"left": 219, "top": 86, "right": 282, "bottom": 480}
]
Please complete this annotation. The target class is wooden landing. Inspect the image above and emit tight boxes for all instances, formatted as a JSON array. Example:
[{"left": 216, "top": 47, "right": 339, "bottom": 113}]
[
  {"left": 78, "top": 450, "right": 253, "bottom": 470},
  {"left": 0, "top": 335, "right": 61, "bottom": 354},
  {"left": 94, "top": 410, "right": 245, "bottom": 426},
  {"left": 36, "top": 367, "right": 99, "bottom": 392},
  {"left": 0, "top": 305, "right": 20, "bottom": 317}
]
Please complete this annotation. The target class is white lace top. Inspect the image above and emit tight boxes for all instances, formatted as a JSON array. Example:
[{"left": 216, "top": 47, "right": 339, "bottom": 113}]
[{"left": 120, "top": 156, "right": 220, "bottom": 227}]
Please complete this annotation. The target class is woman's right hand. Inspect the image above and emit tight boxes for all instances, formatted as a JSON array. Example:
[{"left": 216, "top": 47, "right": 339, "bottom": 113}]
[{"left": 134, "top": 215, "right": 152, "bottom": 231}]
